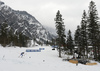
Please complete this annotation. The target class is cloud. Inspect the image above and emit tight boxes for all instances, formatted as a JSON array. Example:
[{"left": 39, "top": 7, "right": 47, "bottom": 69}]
[{"left": 2, "top": 0, "right": 100, "bottom": 34}]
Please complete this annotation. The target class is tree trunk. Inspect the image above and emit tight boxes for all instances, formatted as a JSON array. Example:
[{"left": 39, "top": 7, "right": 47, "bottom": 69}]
[
  {"left": 94, "top": 46, "right": 97, "bottom": 60},
  {"left": 59, "top": 47, "right": 61, "bottom": 57}
]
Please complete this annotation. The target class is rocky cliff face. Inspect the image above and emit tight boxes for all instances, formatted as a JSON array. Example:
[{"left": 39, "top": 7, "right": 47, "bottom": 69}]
[{"left": 0, "top": 1, "right": 54, "bottom": 44}]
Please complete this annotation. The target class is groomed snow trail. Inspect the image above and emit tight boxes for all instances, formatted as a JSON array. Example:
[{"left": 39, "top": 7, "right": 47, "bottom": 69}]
[{"left": 0, "top": 46, "right": 100, "bottom": 71}]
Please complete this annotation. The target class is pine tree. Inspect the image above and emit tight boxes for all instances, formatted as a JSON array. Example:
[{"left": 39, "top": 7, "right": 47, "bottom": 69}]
[
  {"left": 7, "top": 27, "right": 14, "bottom": 46},
  {"left": 87, "top": 1, "right": 99, "bottom": 60},
  {"left": 19, "top": 33, "right": 24, "bottom": 47},
  {"left": 74, "top": 25, "right": 82, "bottom": 55},
  {"left": 97, "top": 30, "right": 100, "bottom": 60},
  {"left": 74, "top": 25, "right": 81, "bottom": 47},
  {"left": 54, "top": 10, "right": 66, "bottom": 57},
  {"left": 23, "top": 35, "right": 29, "bottom": 47},
  {"left": 67, "top": 30, "right": 74, "bottom": 54},
  {"left": 80, "top": 10, "right": 88, "bottom": 58},
  {"left": 0, "top": 21, "right": 8, "bottom": 46}
]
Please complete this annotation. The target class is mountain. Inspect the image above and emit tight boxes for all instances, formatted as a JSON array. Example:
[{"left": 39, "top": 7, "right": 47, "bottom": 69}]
[{"left": 0, "top": 1, "right": 55, "bottom": 44}]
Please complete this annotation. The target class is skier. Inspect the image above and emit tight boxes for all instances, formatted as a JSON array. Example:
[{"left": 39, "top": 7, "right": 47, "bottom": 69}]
[{"left": 20, "top": 52, "right": 25, "bottom": 58}]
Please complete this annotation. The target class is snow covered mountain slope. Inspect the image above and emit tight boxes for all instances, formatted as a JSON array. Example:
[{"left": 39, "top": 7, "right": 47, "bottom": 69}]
[
  {"left": 0, "top": 46, "right": 100, "bottom": 71},
  {"left": 0, "top": 1, "right": 55, "bottom": 43}
]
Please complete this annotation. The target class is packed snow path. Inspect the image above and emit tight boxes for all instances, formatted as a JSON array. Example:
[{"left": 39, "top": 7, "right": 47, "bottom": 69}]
[{"left": 0, "top": 46, "right": 100, "bottom": 71}]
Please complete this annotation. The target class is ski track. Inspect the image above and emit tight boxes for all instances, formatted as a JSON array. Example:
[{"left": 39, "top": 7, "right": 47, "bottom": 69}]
[{"left": 0, "top": 46, "right": 100, "bottom": 71}]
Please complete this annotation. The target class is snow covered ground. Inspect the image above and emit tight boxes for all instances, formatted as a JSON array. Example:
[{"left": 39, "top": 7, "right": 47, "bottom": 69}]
[{"left": 0, "top": 45, "right": 100, "bottom": 71}]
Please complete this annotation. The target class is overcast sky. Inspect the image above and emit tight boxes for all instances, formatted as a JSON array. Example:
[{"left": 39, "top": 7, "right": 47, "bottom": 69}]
[{"left": 2, "top": 0, "right": 100, "bottom": 34}]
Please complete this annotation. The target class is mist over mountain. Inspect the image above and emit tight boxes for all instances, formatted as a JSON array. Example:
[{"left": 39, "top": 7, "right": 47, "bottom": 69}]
[
  {"left": 0, "top": 1, "right": 55, "bottom": 44},
  {"left": 44, "top": 25, "right": 57, "bottom": 35}
]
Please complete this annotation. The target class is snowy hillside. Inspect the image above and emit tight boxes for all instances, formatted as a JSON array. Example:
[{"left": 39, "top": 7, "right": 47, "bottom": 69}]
[
  {"left": 0, "top": 1, "right": 55, "bottom": 43},
  {"left": 0, "top": 46, "right": 100, "bottom": 71}
]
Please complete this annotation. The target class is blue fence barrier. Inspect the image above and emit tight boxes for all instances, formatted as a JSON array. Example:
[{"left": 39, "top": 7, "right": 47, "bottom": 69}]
[
  {"left": 39, "top": 48, "right": 45, "bottom": 50},
  {"left": 26, "top": 48, "right": 45, "bottom": 52},
  {"left": 52, "top": 45, "right": 58, "bottom": 48},
  {"left": 26, "top": 49, "right": 41, "bottom": 52}
]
